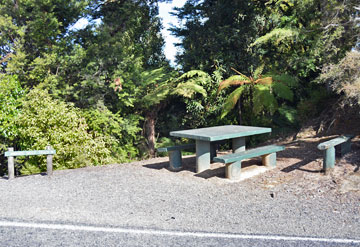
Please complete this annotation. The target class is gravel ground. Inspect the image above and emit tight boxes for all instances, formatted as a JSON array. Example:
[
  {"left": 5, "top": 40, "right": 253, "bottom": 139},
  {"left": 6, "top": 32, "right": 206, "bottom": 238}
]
[{"left": 0, "top": 135, "right": 359, "bottom": 245}]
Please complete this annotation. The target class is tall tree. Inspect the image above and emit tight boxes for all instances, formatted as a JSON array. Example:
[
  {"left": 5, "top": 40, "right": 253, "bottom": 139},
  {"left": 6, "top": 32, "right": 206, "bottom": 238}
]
[
  {"left": 64, "top": 0, "right": 169, "bottom": 111},
  {"left": 171, "top": 0, "right": 258, "bottom": 74},
  {"left": 116, "top": 68, "right": 208, "bottom": 157},
  {"left": 0, "top": 0, "right": 88, "bottom": 86},
  {"left": 250, "top": 0, "right": 359, "bottom": 80}
]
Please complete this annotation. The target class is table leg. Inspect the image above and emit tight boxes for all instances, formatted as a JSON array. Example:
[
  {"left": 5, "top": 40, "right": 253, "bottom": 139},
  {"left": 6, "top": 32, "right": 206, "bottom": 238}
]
[
  {"left": 232, "top": 137, "right": 245, "bottom": 153},
  {"left": 226, "top": 137, "right": 246, "bottom": 180},
  {"left": 210, "top": 142, "right": 217, "bottom": 162},
  {"left": 196, "top": 140, "right": 211, "bottom": 173}
]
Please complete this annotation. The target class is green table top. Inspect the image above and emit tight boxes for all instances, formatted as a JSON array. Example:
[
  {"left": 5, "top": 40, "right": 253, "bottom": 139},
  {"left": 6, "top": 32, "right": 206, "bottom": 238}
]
[{"left": 170, "top": 125, "right": 271, "bottom": 142}]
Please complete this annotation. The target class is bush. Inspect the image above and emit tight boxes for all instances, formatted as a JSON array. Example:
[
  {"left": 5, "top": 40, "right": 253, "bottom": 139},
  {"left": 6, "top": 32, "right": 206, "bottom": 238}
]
[
  {"left": 0, "top": 75, "right": 25, "bottom": 151},
  {"left": 15, "top": 88, "right": 114, "bottom": 174},
  {"left": 319, "top": 51, "right": 360, "bottom": 106},
  {"left": 0, "top": 75, "right": 25, "bottom": 175},
  {"left": 297, "top": 87, "right": 332, "bottom": 123},
  {"left": 82, "top": 108, "right": 142, "bottom": 162}
]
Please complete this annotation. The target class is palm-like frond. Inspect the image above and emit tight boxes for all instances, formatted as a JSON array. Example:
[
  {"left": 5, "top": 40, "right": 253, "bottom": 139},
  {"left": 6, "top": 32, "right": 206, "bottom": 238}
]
[
  {"left": 217, "top": 75, "right": 250, "bottom": 93},
  {"left": 220, "top": 87, "right": 245, "bottom": 118},
  {"left": 250, "top": 28, "right": 299, "bottom": 47},
  {"left": 142, "top": 83, "right": 171, "bottom": 108},
  {"left": 253, "top": 64, "right": 265, "bottom": 78},
  {"left": 252, "top": 85, "right": 278, "bottom": 115},
  {"left": 272, "top": 81, "right": 294, "bottom": 101},
  {"left": 178, "top": 70, "right": 209, "bottom": 80},
  {"left": 254, "top": 77, "right": 273, "bottom": 85},
  {"left": 277, "top": 106, "right": 298, "bottom": 124},
  {"left": 140, "top": 67, "right": 169, "bottom": 86},
  {"left": 173, "top": 82, "right": 207, "bottom": 98},
  {"left": 272, "top": 74, "right": 299, "bottom": 87}
]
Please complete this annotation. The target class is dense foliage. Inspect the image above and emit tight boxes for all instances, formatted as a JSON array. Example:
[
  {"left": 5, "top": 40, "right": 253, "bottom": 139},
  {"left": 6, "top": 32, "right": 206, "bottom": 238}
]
[
  {"left": 319, "top": 51, "right": 360, "bottom": 106},
  {"left": 0, "top": 0, "right": 358, "bottom": 175},
  {"left": 16, "top": 88, "right": 114, "bottom": 174}
]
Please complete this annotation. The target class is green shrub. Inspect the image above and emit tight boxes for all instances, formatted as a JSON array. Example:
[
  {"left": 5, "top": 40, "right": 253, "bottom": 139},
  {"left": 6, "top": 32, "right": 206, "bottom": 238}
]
[
  {"left": 0, "top": 75, "right": 25, "bottom": 175},
  {"left": 16, "top": 88, "right": 114, "bottom": 174},
  {"left": 297, "top": 87, "right": 332, "bottom": 123},
  {"left": 82, "top": 108, "right": 142, "bottom": 162},
  {"left": 319, "top": 51, "right": 360, "bottom": 106},
  {"left": 0, "top": 75, "right": 25, "bottom": 151}
]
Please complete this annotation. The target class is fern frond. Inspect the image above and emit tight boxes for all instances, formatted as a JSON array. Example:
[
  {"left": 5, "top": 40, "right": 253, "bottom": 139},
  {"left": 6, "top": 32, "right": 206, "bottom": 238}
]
[
  {"left": 272, "top": 74, "right": 299, "bottom": 87},
  {"left": 140, "top": 67, "right": 171, "bottom": 86},
  {"left": 253, "top": 64, "right": 265, "bottom": 78},
  {"left": 217, "top": 75, "right": 250, "bottom": 93},
  {"left": 178, "top": 70, "right": 209, "bottom": 80},
  {"left": 252, "top": 85, "right": 278, "bottom": 115},
  {"left": 142, "top": 83, "right": 171, "bottom": 108},
  {"left": 250, "top": 28, "right": 299, "bottom": 47},
  {"left": 277, "top": 106, "right": 298, "bottom": 124},
  {"left": 255, "top": 77, "right": 273, "bottom": 85},
  {"left": 220, "top": 87, "right": 245, "bottom": 118},
  {"left": 271, "top": 82, "right": 294, "bottom": 101},
  {"left": 173, "top": 82, "right": 207, "bottom": 98}
]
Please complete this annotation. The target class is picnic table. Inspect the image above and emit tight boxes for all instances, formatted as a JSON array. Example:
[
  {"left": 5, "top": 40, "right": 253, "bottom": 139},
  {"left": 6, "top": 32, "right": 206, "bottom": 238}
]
[{"left": 170, "top": 125, "right": 271, "bottom": 173}]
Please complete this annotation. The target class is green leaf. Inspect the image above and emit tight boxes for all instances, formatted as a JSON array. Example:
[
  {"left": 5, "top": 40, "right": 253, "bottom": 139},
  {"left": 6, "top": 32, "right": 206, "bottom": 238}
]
[
  {"left": 142, "top": 83, "right": 171, "bottom": 108},
  {"left": 178, "top": 70, "right": 209, "bottom": 81},
  {"left": 252, "top": 85, "right": 278, "bottom": 115},
  {"left": 250, "top": 28, "right": 300, "bottom": 47},
  {"left": 278, "top": 106, "right": 298, "bottom": 124},
  {"left": 221, "top": 87, "right": 245, "bottom": 118},
  {"left": 140, "top": 68, "right": 170, "bottom": 86},
  {"left": 173, "top": 82, "right": 207, "bottom": 98},
  {"left": 253, "top": 64, "right": 265, "bottom": 78},
  {"left": 272, "top": 82, "right": 294, "bottom": 101},
  {"left": 272, "top": 74, "right": 299, "bottom": 88},
  {"left": 217, "top": 75, "right": 250, "bottom": 93}
]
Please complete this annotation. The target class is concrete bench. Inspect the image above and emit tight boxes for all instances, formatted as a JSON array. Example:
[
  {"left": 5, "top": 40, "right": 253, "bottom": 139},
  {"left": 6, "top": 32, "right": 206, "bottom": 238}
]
[
  {"left": 213, "top": 145, "right": 285, "bottom": 180},
  {"left": 317, "top": 135, "right": 354, "bottom": 173},
  {"left": 157, "top": 143, "right": 195, "bottom": 170},
  {"left": 4, "top": 146, "right": 56, "bottom": 179}
]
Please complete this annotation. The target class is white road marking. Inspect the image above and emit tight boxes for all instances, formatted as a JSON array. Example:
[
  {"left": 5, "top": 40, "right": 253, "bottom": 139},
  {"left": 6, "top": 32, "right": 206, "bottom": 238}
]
[{"left": 0, "top": 220, "right": 359, "bottom": 244}]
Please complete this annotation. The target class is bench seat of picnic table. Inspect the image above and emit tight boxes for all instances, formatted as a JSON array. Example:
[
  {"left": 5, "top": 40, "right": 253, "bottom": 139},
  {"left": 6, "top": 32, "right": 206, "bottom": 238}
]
[
  {"left": 213, "top": 145, "right": 285, "bottom": 180},
  {"left": 157, "top": 143, "right": 195, "bottom": 171},
  {"left": 317, "top": 135, "right": 354, "bottom": 173}
]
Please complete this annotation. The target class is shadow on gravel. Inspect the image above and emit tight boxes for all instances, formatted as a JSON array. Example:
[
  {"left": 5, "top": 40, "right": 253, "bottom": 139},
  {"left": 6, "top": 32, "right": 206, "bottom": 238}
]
[
  {"left": 143, "top": 161, "right": 169, "bottom": 170},
  {"left": 194, "top": 167, "right": 224, "bottom": 179},
  {"left": 279, "top": 137, "right": 360, "bottom": 174},
  {"left": 146, "top": 137, "right": 359, "bottom": 179},
  {"left": 143, "top": 156, "right": 197, "bottom": 173},
  {"left": 0, "top": 172, "right": 49, "bottom": 180},
  {"left": 145, "top": 155, "right": 262, "bottom": 180},
  {"left": 194, "top": 159, "right": 260, "bottom": 179},
  {"left": 279, "top": 139, "right": 327, "bottom": 173}
]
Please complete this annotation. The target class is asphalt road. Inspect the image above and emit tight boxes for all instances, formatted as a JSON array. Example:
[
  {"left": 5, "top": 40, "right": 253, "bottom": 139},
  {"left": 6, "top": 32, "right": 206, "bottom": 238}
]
[
  {"left": 1, "top": 220, "right": 359, "bottom": 247},
  {"left": 0, "top": 156, "right": 359, "bottom": 246}
]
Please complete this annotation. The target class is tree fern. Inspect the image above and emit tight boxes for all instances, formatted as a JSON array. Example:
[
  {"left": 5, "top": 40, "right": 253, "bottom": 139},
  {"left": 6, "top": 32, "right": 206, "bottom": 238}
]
[
  {"left": 254, "top": 77, "right": 273, "bottom": 85},
  {"left": 178, "top": 70, "right": 210, "bottom": 82},
  {"left": 218, "top": 66, "right": 297, "bottom": 123},
  {"left": 277, "top": 105, "right": 298, "bottom": 124},
  {"left": 252, "top": 85, "right": 278, "bottom": 115},
  {"left": 250, "top": 28, "right": 299, "bottom": 47},
  {"left": 217, "top": 75, "right": 250, "bottom": 93},
  {"left": 142, "top": 83, "right": 171, "bottom": 108},
  {"left": 140, "top": 67, "right": 171, "bottom": 86},
  {"left": 173, "top": 82, "right": 207, "bottom": 98},
  {"left": 253, "top": 64, "right": 265, "bottom": 78},
  {"left": 221, "top": 87, "right": 245, "bottom": 118},
  {"left": 272, "top": 74, "right": 299, "bottom": 87},
  {"left": 271, "top": 81, "right": 294, "bottom": 101}
]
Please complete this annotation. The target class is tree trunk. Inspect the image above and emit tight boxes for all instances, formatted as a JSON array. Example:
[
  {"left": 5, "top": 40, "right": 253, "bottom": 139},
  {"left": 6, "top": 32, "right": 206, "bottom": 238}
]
[
  {"left": 144, "top": 106, "right": 161, "bottom": 158},
  {"left": 237, "top": 97, "right": 242, "bottom": 125}
]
